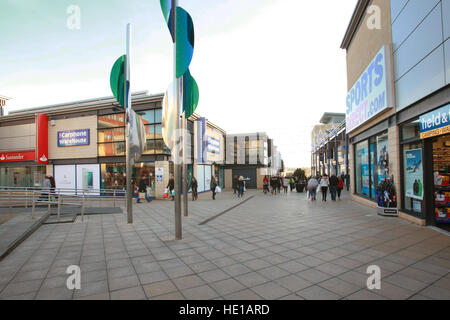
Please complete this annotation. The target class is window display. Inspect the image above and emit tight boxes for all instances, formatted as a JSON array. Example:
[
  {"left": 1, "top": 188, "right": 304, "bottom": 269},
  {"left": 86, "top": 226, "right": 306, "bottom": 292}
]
[
  {"left": 0, "top": 166, "right": 46, "bottom": 188},
  {"left": 433, "top": 134, "right": 450, "bottom": 223}
]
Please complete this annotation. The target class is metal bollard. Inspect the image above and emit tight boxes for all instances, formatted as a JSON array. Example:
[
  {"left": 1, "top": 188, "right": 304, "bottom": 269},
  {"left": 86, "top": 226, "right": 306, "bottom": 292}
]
[
  {"left": 25, "top": 191, "right": 28, "bottom": 208},
  {"left": 57, "top": 195, "right": 61, "bottom": 221},
  {"left": 113, "top": 189, "right": 116, "bottom": 208},
  {"left": 81, "top": 191, "right": 85, "bottom": 222},
  {"left": 8, "top": 191, "right": 12, "bottom": 214},
  {"left": 48, "top": 192, "right": 51, "bottom": 214},
  {"left": 32, "top": 192, "right": 35, "bottom": 219}
]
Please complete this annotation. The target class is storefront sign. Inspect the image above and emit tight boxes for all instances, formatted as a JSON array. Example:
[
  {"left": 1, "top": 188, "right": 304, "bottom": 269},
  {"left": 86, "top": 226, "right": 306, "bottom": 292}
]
[
  {"left": 36, "top": 114, "right": 49, "bottom": 164},
  {"left": 404, "top": 149, "right": 423, "bottom": 200},
  {"left": 346, "top": 45, "right": 394, "bottom": 133},
  {"left": 155, "top": 167, "right": 164, "bottom": 182},
  {"left": 206, "top": 136, "right": 220, "bottom": 154},
  {"left": 0, "top": 151, "right": 35, "bottom": 162},
  {"left": 58, "top": 129, "right": 90, "bottom": 147},
  {"left": 419, "top": 103, "right": 450, "bottom": 139}
]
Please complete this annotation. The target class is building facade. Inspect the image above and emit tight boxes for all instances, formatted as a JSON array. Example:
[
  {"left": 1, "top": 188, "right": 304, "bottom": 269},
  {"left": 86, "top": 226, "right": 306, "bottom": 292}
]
[
  {"left": 342, "top": 0, "right": 450, "bottom": 231},
  {"left": 311, "top": 113, "right": 348, "bottom": 177}
]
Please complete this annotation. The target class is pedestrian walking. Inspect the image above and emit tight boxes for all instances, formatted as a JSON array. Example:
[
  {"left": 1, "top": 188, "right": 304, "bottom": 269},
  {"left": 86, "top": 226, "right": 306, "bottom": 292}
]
[
  {"left": 289, "top": 177, "right": 295, "bottom": 192},
  {"left": 167, "top": 175, "right": 175, "bottom": 201},
  {"left": 337, "top": 175, "right": 344, "bottom": 200},
  {"left": 233, "top": 175, "right": 238, "bottom": 194},
  {"left": 283, "top": 177, "right": 289, "bottom": 194},
  {"left": 40, "top": 175, "right": 51, "bottom": 201},
  {"left": 329, "top": 173, "right": 339, "bottom": 201},
  {"left": 190, "top": 176, "right": 198, "bottom": 201},
  {"left": 320, "top": 174, "right": 329, "bottom": 202},
  {"left": 49, "top": 175, "right": 58, "bottom": 200},
  {"left": 210, "top": 175, "right": 218, "bottom": 200},
  {"left": 263, "top": 176, "right": 269, "bottom": 194},
  {"left": 307, "top": 176, "right": 319, "bottom": 201},
  {"left": 137, "top": 175, "right": 151, "bottom": 203},
  {"left": 237, "top": 176, "right": 245, "bottom": 198},
  {"left": 277, "top": 176, "right": 282, "bottom": 194},
  {"left": 345, "top": 173, "right": 350, "bottom": 191},
  {"left": 270, "top": 176, "right": 278, "bottom": 195}
]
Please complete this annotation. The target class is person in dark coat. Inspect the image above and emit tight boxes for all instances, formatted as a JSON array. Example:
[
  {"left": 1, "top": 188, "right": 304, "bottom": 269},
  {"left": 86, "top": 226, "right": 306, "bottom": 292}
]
[
  {"left": 190, "top": 176, "right": 198, "bottom": 201},
  {"left": 329, "top": 173, "right": 339, "bottom": 201},
  {"left": 137, "top": 176, "right": 151, "bottom": 203},
  {"left": 233, "top": 175, "right": 238, "bottom": 194},
  {"left": 167, "top": 175, "right": 175, "bottom": 201},
  {"left": 210, "top": 176, "right": 218, "bottom": 200}
]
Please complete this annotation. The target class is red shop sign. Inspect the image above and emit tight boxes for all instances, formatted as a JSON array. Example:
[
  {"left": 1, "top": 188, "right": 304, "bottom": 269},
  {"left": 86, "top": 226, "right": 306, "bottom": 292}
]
[
  {"left": 35, "top": 113, "right": 49, "bottom": 164},
  {"left": 0, "top": 150, "right": 36, "bottom": 162}
]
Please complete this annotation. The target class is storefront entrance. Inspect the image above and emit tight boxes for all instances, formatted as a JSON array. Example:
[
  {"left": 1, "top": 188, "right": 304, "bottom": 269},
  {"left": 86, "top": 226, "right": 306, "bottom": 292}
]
[{"left": 431, "top": 134, "right": 450, "bottom": 232}]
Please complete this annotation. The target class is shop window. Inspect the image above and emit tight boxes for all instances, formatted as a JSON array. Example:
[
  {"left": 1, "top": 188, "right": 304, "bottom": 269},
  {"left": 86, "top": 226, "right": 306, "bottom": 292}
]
[
  {"left": 402, "top": 142, "right": 424, "bottom": 215},
  {"left": 155, "top": 109, "right": 162, "bottom": 123},
  {"left": 401, "top": 119, "right": 420, "bottom": 141},
  {"left": 0, "top": 166, "right": 46, "bottom": 188},
  {"left": 145, "top": 125, "right": 155, "bottom": 140},
  {"left": 355, "top": 140, "right": 369, "bottom": 197},
  {"left": 98, "top": 142, "right": 126, "bottom": 157}
]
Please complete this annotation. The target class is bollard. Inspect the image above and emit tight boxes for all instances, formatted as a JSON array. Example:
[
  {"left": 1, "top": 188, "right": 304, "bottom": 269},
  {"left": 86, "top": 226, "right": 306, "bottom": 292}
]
[
  {"left": 8, "top": 191, "right": 12, "bottom": 214},
  {"left": 81, "top": 191, "right": 85, "bottom": 222},
  {"left": 32, "top": 192, "right": 35, "bottom": 219},
  {"left": 57, "top": 195, "right": 61, "bottom": 221},
  {"left": 48, "top": 192, "right": 51, "bottom": 215},
  {"left": 113, "top": 189, "right": 116, "bottom": 208}
]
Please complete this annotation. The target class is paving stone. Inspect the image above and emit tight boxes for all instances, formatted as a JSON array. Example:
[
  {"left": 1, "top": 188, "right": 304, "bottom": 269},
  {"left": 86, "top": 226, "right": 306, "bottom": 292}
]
[
  {"left": 224, "top": 289, "right": 263, "bottom": 300},
  {"left": 345, "top": 289, "right": 387, "bottom": 300},
  {"left": 110, "top": 286, "right": 147, "bottom": 300},
  {"left": 181, "top": 285, "right": 219, "bottom": 300},
  {"left": 419, "top": 285, "right": 450, "bottom": 300},
  {"left": 172, "top": 275, "right": 205, "bottom": 290},
  {"left": 318, "top": 277, "right": 361, "bottom": 297},
  {"left": 384, "top": 274, "right": 428, "bottom": 292},
  {"left": 275, "top": 275, "right": 313, "bottom": 292},
  {"left": 35, "top": 287, "right": 74, "bottom": 300},
  {"left": 297, "top": 285, "right": 341, "bottom": 300},
  {"left": 199, "top": 269, "right": 230, "bottom": 283},
  {"left": 297, "top": 268, "right": 333, "bottom": 283},
  {"left": 152, "top": 291, "right": 185, "bottom": 300},
  {"left": 222, "top": 264, "right": 252, "bottom": 277},
  {"left": 0, "top": 279, "right": 42, "bottom": 298},
  {"left": 235, "top": 272, "right": 270, "bottom": 288},
  {"left": 257, "top": 266, "right": 290, "bottom": 281},
  {"left": 277, "top": 261, "right": 309, "bottom": 274},
  {"left": 243, "top": 259, "right": 272, "bottom": 271},
  {"left": 109, "top": 275, "right": 140, "bottom": 292},
  {"left": 209, "top": 278, "right": 245, "bottom": 296},
  {"left": 251, "top": 281, "right": 291, "bottom": 300},
  {"left": 74, "top": 280, "right": 109, "bottom": 298},
  {"left": 143, "top": 280, "right": 178, "bottom": 298}
]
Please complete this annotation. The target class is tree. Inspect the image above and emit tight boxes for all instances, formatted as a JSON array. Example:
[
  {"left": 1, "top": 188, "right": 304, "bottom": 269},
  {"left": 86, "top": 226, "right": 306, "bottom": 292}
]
[{"left": 293, "top": 168, "right": 306, "bottom": 182}]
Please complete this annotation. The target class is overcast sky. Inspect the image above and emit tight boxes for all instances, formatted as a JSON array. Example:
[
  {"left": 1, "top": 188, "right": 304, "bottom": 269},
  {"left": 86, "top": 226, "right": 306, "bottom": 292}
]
[{"left": 0, "top": 0, "right": 358, "bottom": 168}]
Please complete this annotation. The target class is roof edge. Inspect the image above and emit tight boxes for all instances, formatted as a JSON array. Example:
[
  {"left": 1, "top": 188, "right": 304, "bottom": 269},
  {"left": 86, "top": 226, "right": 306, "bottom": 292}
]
[{"left": 340, "top": 0, "right": 371, "bottom": 50}]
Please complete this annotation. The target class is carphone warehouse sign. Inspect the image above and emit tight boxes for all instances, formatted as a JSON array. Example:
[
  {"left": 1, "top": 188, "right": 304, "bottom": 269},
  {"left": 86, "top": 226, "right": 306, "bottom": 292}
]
[
  {"left": 346, "top": 45, "right": 394, "bottom": 133},
  {"left": 58, "top": 129, "right": 90, "bottom": 147}
]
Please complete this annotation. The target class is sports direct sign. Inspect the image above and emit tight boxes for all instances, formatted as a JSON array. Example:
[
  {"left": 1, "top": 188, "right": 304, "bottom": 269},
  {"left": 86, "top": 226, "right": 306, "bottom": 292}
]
[{"left": 346, "top": 45, "right": 394, "bottom": 133}]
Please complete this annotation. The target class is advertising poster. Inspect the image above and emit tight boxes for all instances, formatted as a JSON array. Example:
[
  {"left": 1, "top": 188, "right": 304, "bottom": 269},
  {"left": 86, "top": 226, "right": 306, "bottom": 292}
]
[
  {"left": 404, "top": 149, "right": 423, "bottom": 200},
  {"left": 76, "top": 164, "right": 100, "bottom": 195},
  {"left": 156, "top": 167, "right": 164, "bottom": 182},
  {"left": 54, "top": 165, "right": 76, "bottom": 194},
  {"left": 360, "top": 146, "right": 370, "bottom": 196}
]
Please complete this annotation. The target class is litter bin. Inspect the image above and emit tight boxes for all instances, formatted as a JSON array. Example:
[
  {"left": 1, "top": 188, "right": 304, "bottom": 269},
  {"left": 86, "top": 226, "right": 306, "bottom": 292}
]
[{"left": 296, "top": 183, "right": 305, "bottom": 193}]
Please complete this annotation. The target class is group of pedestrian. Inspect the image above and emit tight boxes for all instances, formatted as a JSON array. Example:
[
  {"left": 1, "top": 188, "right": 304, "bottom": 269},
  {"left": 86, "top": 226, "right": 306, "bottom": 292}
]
[
  {"left": 167, "top": 175, "right": 220, "bottom": 201},
  {"left": 306, "top": 173, "right": 349, "bottom": 202},
  {"left": 262, "top": 175, "right": 297, "bottom": 195},
  {"left": 233, "top": 175, "right": 246, "bottom": 198},
  {"left": 40, "top": 175, "right": 56, "bottom": 201},
  {"left": 136, "top": 175, "right": 151, "bottom": 203}
]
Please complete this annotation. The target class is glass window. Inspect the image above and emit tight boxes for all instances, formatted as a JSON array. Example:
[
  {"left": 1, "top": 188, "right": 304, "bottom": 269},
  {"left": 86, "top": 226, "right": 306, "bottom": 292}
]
[
  {"left": 139, "top": 110, "right": 154, "bottom": 124},
  {"left": 355, "top": 140, "right": 370, "bottom": 197},
  {"left": 98, "top": 142, "right": 126, "bottom": 157},
  {"left": 401, "top": 119, "right": 420, "bottom": 141},
  {"left": 154, "top": 124, "right": 162, "bottom": 140},
  {"left": 98, "top": 128, "right": 125, "bottom": 143},
  {"left": 144, "top": 140, "right": 155, "bottom": 155},
  {"left": 0, "top": 166, "right": 46, "bottom": 188},
  {"left": 155, "top": 109, "right": 162, "bottom": 123},
  {"left": 145, "top": 125, "right": 155, "bottom": 140},
  {"left": 402, "top": 142, "right": 424, "bottom": 215},
  {"left": 98, "top": 114, "right": 125, "bottom": 128}
]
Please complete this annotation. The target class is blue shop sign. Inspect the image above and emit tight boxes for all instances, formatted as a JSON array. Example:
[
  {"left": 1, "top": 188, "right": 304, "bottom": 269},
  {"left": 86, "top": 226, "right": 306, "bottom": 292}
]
[
  {"left": 420, "top": 103, "right": 450, "bottom": 139},
  {"left": 58, "top": 129, "right": 90, "bottom": 147}
]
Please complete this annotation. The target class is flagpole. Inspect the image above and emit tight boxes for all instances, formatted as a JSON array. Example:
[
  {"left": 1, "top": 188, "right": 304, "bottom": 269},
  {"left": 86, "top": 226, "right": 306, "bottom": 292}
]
[
  {"left": 125, "top": 23, "right": 133, "bottom": 224},
  {"left": 173, "top": 0, "right": 182, "bottom": 239}
]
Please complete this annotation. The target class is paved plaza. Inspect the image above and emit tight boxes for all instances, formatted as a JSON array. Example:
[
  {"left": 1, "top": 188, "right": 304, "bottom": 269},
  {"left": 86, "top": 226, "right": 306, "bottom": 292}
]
[{"left": 0, "top": 190, "right": 449, "bottom": 300}]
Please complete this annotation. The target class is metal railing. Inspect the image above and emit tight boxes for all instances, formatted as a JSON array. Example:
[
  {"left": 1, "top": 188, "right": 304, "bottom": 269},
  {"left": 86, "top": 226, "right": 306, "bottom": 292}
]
[{"left": 0, "top": 187, "right": 127, "bottom": 222}]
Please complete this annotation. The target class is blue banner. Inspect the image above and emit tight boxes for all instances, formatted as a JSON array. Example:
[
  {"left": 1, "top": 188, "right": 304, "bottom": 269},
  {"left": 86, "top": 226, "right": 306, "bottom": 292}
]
[
  {"left": 57, "top": 129, "right": 90, "bottom": 147},
  {"left": 420, "top": 103, "right": 450, "bottom": 139}
]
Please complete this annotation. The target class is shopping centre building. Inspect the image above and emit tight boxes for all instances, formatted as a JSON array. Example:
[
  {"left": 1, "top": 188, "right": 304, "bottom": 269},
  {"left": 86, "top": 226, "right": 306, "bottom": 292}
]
[
  {"left": 341, "top": 0, "right": 450, "bottom": 231},
  {"left": 0, "top": 91, "right": 282, "bottom": 198}
]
